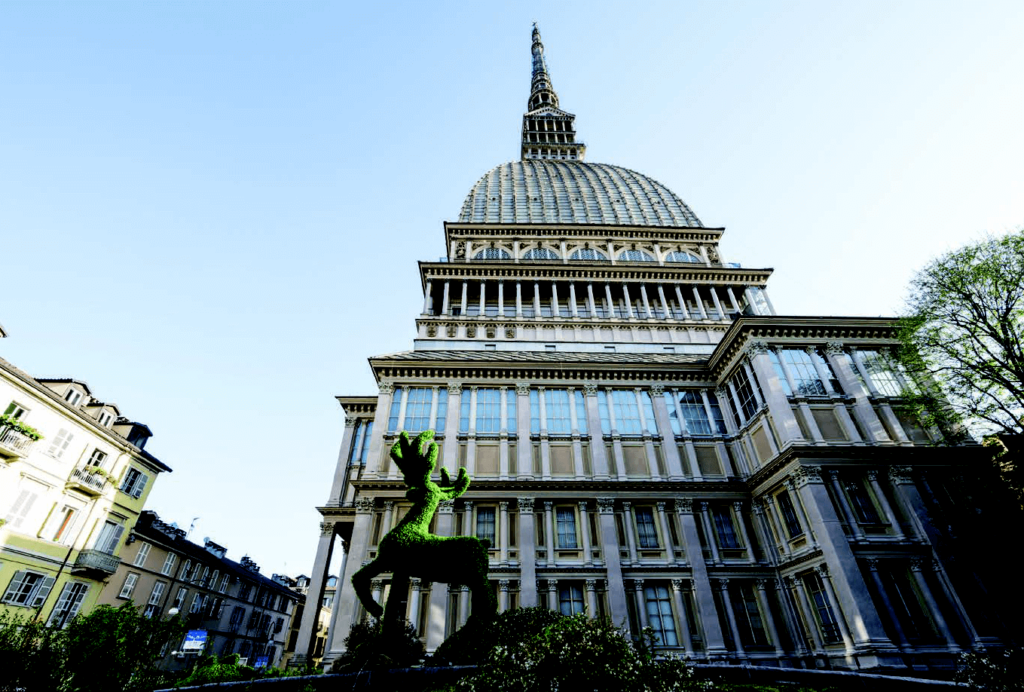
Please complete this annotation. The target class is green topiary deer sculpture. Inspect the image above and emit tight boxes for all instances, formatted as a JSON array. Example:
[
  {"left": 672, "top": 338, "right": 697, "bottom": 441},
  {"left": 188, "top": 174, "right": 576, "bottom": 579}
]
[{"left": 351, "top": 430, "right": 496, "bottom": 634}]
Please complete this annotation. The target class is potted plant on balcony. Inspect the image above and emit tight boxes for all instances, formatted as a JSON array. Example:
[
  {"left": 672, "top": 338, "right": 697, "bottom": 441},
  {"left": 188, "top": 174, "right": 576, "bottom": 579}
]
[{"left": 0, "top": 414, "right": 42, "bottom": 441}]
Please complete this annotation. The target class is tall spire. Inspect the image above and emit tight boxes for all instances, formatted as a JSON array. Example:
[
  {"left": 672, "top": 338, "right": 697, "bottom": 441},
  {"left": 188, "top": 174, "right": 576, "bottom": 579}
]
[{"left": 521, "top": 24, "right": 586, "bottom": 161}]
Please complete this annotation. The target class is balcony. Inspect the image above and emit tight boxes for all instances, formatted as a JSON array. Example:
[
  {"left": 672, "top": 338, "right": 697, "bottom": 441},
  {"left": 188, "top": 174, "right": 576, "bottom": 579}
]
[
  {"left": 72, "top": 549, "right": 121, "bottom": 575},
  {"left": 0, "top": 426, "right": 36, "bottom": 459},
  {"left": 67, "top": 465, "right": 108, "bottom": 495}
]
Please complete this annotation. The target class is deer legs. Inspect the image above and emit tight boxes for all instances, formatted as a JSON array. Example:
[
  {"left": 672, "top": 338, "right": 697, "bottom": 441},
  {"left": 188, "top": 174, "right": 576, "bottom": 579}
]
[{"left": 352, "top": 558, "right": 388, "bottom": 620}]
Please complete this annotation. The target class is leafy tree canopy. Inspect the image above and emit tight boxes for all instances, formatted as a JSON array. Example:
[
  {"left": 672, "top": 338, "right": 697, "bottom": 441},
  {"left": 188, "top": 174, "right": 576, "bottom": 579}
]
[{"left": 899, "top": 230, "right": 1024, "bottom": 443}]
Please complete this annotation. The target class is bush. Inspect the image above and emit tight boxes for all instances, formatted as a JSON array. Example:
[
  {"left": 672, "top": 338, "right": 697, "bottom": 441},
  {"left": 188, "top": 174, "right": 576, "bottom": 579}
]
[
  {"left": 957, "top": 647, "right": 1024, "bottom": 691},
  {"left": 431, "top": 606, "right": 564, "bottom": 666},
  {"left": 0, "top": 602, "right": 185, "bottom": 692},
  {"left": 332, "top": 619, "right": 424, "bottom": 673},
  {"left": 454, "top": 611, "right": 702, "bottom": 692}
]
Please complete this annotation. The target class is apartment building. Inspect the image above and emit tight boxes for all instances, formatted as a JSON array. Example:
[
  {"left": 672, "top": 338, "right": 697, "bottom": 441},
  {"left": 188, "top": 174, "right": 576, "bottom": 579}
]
[{"left": 0, "top": 356, "right": 169, "bottom": 627}]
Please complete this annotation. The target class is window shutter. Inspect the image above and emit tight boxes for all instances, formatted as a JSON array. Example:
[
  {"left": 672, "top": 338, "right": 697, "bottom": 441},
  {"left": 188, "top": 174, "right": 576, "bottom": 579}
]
[
  {"left": 131, "top": 473, "right": 150, "bottom": 499},
  {"left": 31, "top": 576, "right": 56, "bottom": 608},
  {"left": 65, "top": 584, "right": 89, "bottom": 621},
  {"left": 133, "top": 542, "right": 151, "bottom": 567},
  {"left": 119, "top": 573, "right": 138, "bottom": 599},
  {"left": 149, "top": 581, "right": 165, "bottom": 605},
  {"left": 98, "top": 522, "right": 125, "bottom": 555},
  {"left": 2, "top": 571, "right": 26, "bottom": 603}
]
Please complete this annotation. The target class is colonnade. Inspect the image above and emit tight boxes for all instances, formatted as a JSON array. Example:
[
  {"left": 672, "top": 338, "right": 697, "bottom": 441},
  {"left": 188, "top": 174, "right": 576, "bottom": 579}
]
[{"left": 421, "top": 279, "right": 775, "bottom": 321}]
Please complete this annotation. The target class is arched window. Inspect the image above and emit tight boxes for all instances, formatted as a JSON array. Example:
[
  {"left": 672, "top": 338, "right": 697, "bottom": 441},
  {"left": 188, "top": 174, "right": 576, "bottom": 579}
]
[
  {"left": 522, "top": 247, "right": 560, "bottom": 260},
  {"left": 618, "top": 249, "right": 655, "bottom": 262},
  {"left": 570, "top": 248, "right": 608, "bottom": 261},
  {"left": 665, "top": 251, "right": 702, "bottom": 264},
  {"left": 473, "top": 247, "right": 512, "bottom": 260}
]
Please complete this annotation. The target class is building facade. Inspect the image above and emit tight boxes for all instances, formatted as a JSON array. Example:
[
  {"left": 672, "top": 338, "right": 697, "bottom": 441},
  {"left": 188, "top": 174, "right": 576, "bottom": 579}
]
[
  {"left": 281, "top": 573, "right": 336, "bottom": 668},
  {"left": 0, "top": 356, "right": 170, "bottom": 628},
  {"left": 97, "top": 510, "right": 299, "bottom": 669},
  {"left": 296, "top": 27, "right": 1007, "bottom": 672}
]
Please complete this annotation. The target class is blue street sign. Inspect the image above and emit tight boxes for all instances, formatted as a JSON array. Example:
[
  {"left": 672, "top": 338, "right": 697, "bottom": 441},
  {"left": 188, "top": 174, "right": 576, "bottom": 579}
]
[
  {"left": 253, "top": 655, "right": 269, "bottom": 669},
  {"left": 182, "top": 630, "right": 208, "bottom": 651}
]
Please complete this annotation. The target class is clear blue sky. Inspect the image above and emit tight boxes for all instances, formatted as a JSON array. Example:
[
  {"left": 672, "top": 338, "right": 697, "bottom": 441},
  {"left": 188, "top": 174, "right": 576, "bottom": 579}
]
[{"left": 2, "top": 1, "right": 1022, "bottom": 577}]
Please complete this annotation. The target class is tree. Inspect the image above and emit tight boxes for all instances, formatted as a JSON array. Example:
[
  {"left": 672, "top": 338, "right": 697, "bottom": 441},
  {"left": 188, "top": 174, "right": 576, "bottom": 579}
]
[{"left": 899, "top": 231, "right": 1024, "bottom": 473}]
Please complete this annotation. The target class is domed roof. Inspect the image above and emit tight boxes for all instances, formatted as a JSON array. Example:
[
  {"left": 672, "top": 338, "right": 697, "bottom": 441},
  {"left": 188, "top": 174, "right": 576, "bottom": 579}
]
[{"left": 458, "top": 160, "right": 703, "bottom": 227}]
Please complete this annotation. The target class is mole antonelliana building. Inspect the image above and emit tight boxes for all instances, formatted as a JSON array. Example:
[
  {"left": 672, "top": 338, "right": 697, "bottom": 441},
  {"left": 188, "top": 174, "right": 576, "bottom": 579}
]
[{"left": 295, "top": 27, "right": 1004, "bottom": 672}]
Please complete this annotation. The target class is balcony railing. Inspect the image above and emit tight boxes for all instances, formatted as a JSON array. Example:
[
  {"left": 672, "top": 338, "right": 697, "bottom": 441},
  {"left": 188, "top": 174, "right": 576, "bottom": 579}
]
[
  {"left": 73, "top": 549, "right": 121, "bottom": 575},
  {"left": 0, "top": 427, "right": 36, "bottom": 458},
  {"left": 67, "top": 465, "right": 108, "bottom": 494}
]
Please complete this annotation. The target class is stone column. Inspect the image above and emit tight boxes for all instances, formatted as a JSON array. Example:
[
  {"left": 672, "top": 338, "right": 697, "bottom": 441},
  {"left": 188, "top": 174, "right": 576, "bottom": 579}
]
[
  {"left": 640, "top": 284, "right": 653, "bottom": 318},
  {"left": 691, "top": 287, "right": 709, "bottom": 319},
  {"left": 497, "top": 280, "right": 504, "bottom": 316},
  {"left": 597, "top": 498, "right": 628, "bottom": 626},
  {"left": 709, "top": 287, "right": 725, "bottom": 319},
  {"left": 650, "top": 384, "right": 684, "bottom": 480},
  {"left": 365, "top": 382, "right": 394, "bottom": 476},
  {"left": 887, "top": 466, "right": 930, "bottom": 542},
  {"left": 441, "top": 281, "right": 451, "bottom": 315},
  {"left": 585, "top": 579, "right": 599, "bottom": 618},
  {"left": 674, "top": 286, "right": 690, "bottom": 319},
  {"left": 676, "top": 499, "right": 726, "bottom": 656},
  {"left": 328, "top": 417, "right": 360, "bottom": 505},
  {"left": 499, "top": 388, "right": 510, "bottom": 480},
  {"left": 442, "top": 383, "right": 462, "bottom": 476},
  {"left": 425, "top": 501, "right": 455, "bottom": 651},
  {"left": 408, "top": 579, "right": 422, "bottom": 633},
  {"left": 498, "top": 579, "right": 510, "bottom": 613},
  {"left": 656, "top": 502, "right": 676, "bottom": 564},
  {"left": 828, "top": 470, "right": 864, "bottom": 541},
  {"left": 755, "top": 579, "right": 784, "bottom": 656},
  {"left": 516, "top": 383, "right": 532, "bottom": 479},
  {"left": 538, "top": 389, "right": 551, "bottom": 480},
  {"left": 635, "top": 389, "right": 661, "bottom": 479},
  {"left": 866, "top": 470, "right": 904, "bottom": 540},
  {"left": 458, "top": 585, "right": 471, "bottom": 627},
  {"left": 466, "top": 388, "right": 478, "bottom": 476},
  {"left": 622, "top": 502, "right": 639, "bottom": 565},
  {"left": 909, "top": 558, "right": 959, "bottom": 650},
  {"left": 499, "top": 501, "right": 510, "bottom": 566},
  {"left": 370, "top": 580, "right": 384, "bottom": 614},
  {"left": 793, "top": 468, "right": 895, "bottom": 653},
  {"left": 761, "top": 496, "right": 791, "bottom": 559},
  {"left": 569, "top": 283, "right": 579, "bottom": 317},
  {"left": 293, "top": 521, "right": 337, "bottom": 665},
  {"left": 584, "top": 383, "right": 610, "bottom": 479},
  {"left": 864, "top": 559, "right": 910, "bottom": 650},
  {"left": 479, "top": 279, "right": 486, "bottom": 315},
  {"left": 604, "top": 283, "right": 615, "bottom": 317},
  {"left": 462, "top": 501, "right": 474, "bottom": 538},
  {"left": 657, "top": 285, "right": 672, "bottom": 320},
  {"left": 789, "top": 575, "right": 824, "bottom": 654},
  {"left": 622, "top": 284, "right": 636, "bottom": 319},
  {"left": 551, "top": 282, "right": 560, "bottom": 317},
  {"left": 633, "top": 580, "right": 648, "bottom": 629},
  {"left": 579, "top": 501, "right": 593, "bottom": 566},
  {"left": 330, "top": 500, "right": 375, "bottom": 658},
  {"left": 746, "top": 341, "right": 804, "bottom": 448},
  {"left": 544, "top": 502, "right": 556, "bottom": 562},
  {"left": 568, "top": 388, "right": 585, "bottom": 479},
  {"left": 460, "top": 281, "right": 468, "bottom": 315},
  {"left": 516, "top": 281, "right": 523, "bottom": 317},
  {"left": 751, "top": 502, "right": 777, "bottom": 565},
  {"left": 733, "top": 502, "right": 757, "bottom": 565},
  {"left": 586, "top": 282, "right": 597, "bottom": 317},
  {"left": 699, "top": 502, "right": 722, "bottom": 565},
  {"left": 605, "top": 387, "right": 627, "bottom": 480},
  {"left": 816, "top": 564, "right": 856, "bottom": 654},
  {"left": 717, "top": 579, "right": 747, "bottom": 659},
  {"left": 670, "top": 579, "right": 695, "bottom": 656},
  {"left": 725, "top": 287, "right": 741, "bottom": 312},
  {"left": 825, "top": 343, "right": 890, "bottom": 443},
  {"left": 547, "top": 580, "right": 559, "bottom": 611},
  {"left": 533, "top": 281, "right": 541, "bottom": 316},
  {"left": 518, "top": 497, "right": 538, "bottom": 607}
]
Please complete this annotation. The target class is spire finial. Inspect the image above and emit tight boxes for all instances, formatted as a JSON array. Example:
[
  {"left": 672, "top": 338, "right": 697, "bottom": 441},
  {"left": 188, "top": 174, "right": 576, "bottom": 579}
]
[{"left": 521, "top": 25, "right": 586, "bottom": 161}]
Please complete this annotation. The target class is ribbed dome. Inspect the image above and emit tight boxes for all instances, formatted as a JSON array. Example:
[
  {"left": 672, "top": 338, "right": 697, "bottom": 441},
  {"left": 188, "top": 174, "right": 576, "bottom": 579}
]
[{"left": 458, "top": 160, "right": 703, "bottom": 227}]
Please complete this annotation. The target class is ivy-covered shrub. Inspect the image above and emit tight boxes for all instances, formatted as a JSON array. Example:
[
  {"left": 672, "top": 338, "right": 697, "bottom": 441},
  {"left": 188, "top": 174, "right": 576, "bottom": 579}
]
[
  {"left": 431, "top": 606, "right": 564, "bottom": 666},
  {"left": 957, "top": 647, "right": 1024, "bottom": 691},
  {"left": 0, "top": 414, "right": 42, "bottom": 441},
  {"left": 0, "top": 609, "right": 66, "bottom": 692},
  {"left": 453, "top": 613, "right": 701, "bottom": 692},
  {"left": 333, "top": 619, "right": 425, "bottom": 673}
]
